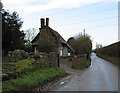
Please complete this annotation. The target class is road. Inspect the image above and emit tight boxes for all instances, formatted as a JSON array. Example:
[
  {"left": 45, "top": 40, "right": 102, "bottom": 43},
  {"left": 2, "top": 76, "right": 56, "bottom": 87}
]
[{"left": 47, "top": 53, "right": 118, "bottom": 91}]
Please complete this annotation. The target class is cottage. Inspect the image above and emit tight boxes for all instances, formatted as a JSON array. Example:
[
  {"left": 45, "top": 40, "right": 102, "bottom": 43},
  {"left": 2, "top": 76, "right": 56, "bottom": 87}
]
[{"left": 31, "top": 18, "right": 75, "bottom": 57}]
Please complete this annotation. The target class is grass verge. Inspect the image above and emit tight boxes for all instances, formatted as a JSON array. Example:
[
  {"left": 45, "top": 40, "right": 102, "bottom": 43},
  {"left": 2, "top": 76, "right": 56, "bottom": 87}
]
[
  {"left": 96, "top": 54, "right": 120, "bottom": 66},
  {"left": 2, "top": 67, "right": 67, "bottom": 91},
  {"left": 72, "top": 59, "right": 91, "bottom": 69}
]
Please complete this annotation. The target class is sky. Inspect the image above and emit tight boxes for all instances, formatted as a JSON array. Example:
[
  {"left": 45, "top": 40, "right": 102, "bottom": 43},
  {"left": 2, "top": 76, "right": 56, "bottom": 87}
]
[{"left": 2, "top": 0, "right": 119, "bottom": 49}]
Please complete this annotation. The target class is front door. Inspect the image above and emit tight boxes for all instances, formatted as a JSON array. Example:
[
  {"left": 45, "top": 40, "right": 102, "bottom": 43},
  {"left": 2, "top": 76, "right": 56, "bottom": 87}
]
[{"left": 62, "top": 47, "right": 68, "bottom": 57}]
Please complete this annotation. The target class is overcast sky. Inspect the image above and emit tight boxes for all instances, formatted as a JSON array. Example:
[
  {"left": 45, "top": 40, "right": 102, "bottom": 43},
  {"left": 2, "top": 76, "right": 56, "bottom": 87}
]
[{"left": 2, "top": 0, "right": 119, "bottom": 49}]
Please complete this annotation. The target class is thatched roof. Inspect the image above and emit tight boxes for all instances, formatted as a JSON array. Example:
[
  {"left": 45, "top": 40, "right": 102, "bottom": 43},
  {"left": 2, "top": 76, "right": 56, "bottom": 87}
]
[{"left": 31, "top": 27, "right": 75, "bottom": 52}]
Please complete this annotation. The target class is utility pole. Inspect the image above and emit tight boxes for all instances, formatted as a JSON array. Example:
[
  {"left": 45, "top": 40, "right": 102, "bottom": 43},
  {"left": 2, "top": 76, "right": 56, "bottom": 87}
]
[{"left": 83, "top": 29, "right": 85, "bottom": 36}]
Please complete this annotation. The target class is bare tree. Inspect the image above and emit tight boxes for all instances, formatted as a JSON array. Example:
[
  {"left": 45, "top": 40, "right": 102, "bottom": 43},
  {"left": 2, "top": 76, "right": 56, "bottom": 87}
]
[
  {"left": 24, "top": 28, "right": 38, "bottom": 45},
  {"left": 24, "top": 28, "right": 38, "bottom": 52}
]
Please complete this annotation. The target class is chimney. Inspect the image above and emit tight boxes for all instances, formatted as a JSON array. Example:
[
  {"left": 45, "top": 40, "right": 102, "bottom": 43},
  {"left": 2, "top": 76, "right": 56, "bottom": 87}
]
[
  {"left": 46, "top": 18, "right": 49, "bottom": 27},
  {"left": 41, "top": 18, "right": 45, "bottom": 28}
]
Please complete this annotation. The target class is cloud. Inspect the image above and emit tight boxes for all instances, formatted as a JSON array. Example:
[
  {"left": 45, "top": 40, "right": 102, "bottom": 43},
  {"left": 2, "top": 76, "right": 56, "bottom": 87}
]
[{"left": 2, "top": 0, "right": 118, "bottom": 13}]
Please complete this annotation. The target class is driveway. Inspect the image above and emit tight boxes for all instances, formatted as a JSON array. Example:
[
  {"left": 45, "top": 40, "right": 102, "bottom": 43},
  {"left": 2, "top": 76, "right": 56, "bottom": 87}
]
[{"left": 47, "top": 53, "right": 118, "bottom": 91}]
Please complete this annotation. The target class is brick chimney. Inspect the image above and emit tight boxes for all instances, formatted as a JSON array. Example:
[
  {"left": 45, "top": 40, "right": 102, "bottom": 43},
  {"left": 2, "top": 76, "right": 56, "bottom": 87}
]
[
  {"left": 41, "top": 18, "right": 45, "bottom": 28},
  {"left": 46, "top": 18, "right": 49, "bottom": 27}
]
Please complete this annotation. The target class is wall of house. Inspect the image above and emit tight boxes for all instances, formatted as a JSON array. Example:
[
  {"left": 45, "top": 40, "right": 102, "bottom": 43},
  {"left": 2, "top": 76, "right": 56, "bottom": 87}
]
[
  {"left": 39, "top": 28, "right": 54, "bottom": 41},
  {"left": 33, "top": 28, "right": 57, "bottom": 53},
  {"left": 62, "top": 46, "right": 68, "bottom": 57}
]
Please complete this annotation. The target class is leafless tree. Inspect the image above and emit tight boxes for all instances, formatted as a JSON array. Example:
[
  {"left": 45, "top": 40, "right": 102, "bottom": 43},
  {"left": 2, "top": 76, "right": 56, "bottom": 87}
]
[{"left": 24, "top": 28, "right": 38, "bottom": 45}]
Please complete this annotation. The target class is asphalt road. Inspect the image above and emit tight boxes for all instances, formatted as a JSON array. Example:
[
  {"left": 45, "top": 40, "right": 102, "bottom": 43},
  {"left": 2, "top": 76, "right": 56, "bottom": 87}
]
[{"left": 47, "top": 53, "right": 118, "bottom": 91}]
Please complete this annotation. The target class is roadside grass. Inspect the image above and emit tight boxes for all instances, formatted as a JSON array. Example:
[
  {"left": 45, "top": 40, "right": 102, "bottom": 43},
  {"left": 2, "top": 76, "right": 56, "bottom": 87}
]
[
  {"left": 2, "top": 67, "right": 67, "bottom": 91},
  {"left": 72, "top": 59, "right": 91, "bottom": 69},
  {"left": 97, "top": 54, "right": 120, "bottom": 66}
]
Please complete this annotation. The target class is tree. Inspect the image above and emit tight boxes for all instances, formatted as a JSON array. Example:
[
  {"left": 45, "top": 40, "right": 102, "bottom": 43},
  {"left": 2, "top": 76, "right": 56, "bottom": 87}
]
[
  {"left": 2, "top": 8, "right": 25, "bottom": 54},
  {"left": 24, "top": 28, "right": 37, "bottom": 45},
  {"left": 67, "top": 37, "right": 74, "bottom": 44},
  {"left": 24, "top": 28, "right": 37, "bottom": 52},
  {"left": 67, "top": 33, "right": 92, "bottom": 55}
]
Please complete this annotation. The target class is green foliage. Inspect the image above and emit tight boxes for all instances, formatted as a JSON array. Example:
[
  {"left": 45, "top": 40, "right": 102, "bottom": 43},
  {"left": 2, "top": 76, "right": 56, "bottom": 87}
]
[
  {"left": 97, "top": 54, "right": 120, "bottom": 66},
  {"left": 96, "top": 42, "right": 119, "bottom": 57},
  {"left": 96, "top": 42, "right": 120, "bottom": 66},
  {"left": 67, "top": 37, "right": 74, "bottom": 44},
  {"left": 2, "top": 81, "right": 18, "bottom": 91},
  {"left": 37, "top": 38, "right": 57, "bottom": 53},
  {"left": 2, "top": 59, "right": 36, "bottom": 80},
  {"left": 2, "top": 56, "right": 8, "bottom": 60},
  {"left": 68, "top": 33, "right": 92, "bottom": 55},
  {"left": 3, "top": 67, "right": 66, "bottom": 91},
  {"left": 2, "top": 8, "right": 25, "bottom": 54}
]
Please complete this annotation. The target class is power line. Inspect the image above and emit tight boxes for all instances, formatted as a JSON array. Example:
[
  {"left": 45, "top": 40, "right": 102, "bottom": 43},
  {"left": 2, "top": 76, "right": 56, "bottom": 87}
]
[
  {"left": 51, "top": 8, "right": 117, "bottom": 22},
  {"left": 52, "top": 23, "right": 117, "bottom": 33},
  {"left": 25, "top": 7, "right": 117, "bottom": 21},
  {"left": 41, "top": 2, "right": 103, "bottom": 16},
  {"left": 53, "top": 22, "right": 117, "bottom": 29},
  {"left": 53, "top": 16, "right": 118, "bottom": 27}
]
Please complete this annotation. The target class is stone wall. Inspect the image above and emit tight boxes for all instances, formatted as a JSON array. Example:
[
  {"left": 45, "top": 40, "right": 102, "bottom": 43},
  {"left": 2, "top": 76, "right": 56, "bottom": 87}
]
[
  {"left": 69, "top": 54, "right": 87, "bottom": 67},
  {"left": 8, "top": 50, "right": 87, "bottom": 68},
  {"left": 8, "top": 50, "right": 58, "bottom": 67},
  {"left": 3, "top": 50, "right": 58, "bottom": 81},
  {"left": 8, "top": 50, "right": 33, "bottom": 62},
  {"left": 34, "top": 52, "right": 58, "bottom": 67},
  {"left": 8, "top": 50, "right": 26, "bottom": 62}
]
